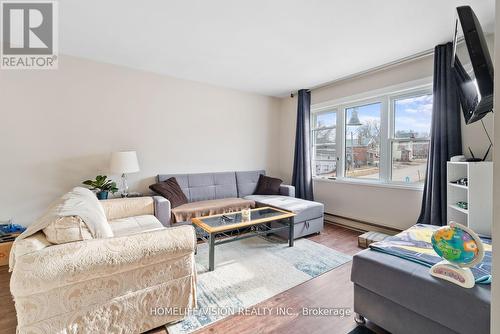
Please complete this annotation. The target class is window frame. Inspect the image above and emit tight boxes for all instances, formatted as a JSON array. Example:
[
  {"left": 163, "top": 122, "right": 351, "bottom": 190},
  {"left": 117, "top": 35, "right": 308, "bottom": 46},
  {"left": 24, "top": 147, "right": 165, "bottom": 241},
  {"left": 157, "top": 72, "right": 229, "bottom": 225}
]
[
  {"left": 342, "top": 98, "right": 386, "bottom": 181},
  {"left": 311, "top": 108, "right": 338, "bottom": 178},
  {"left": 310, "top": 83, "right": 432, "bottom": 189},
  {"left": 387, "top": 89, "right": 433, "bottom": 185}
]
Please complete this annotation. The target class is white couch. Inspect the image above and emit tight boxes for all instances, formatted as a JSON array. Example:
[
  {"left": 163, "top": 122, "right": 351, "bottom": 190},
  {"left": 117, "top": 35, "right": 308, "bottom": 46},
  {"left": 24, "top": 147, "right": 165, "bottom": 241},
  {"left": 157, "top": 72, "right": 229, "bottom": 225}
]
[{"left": 10, "top": 196, "right": 197, "bottom": 334}]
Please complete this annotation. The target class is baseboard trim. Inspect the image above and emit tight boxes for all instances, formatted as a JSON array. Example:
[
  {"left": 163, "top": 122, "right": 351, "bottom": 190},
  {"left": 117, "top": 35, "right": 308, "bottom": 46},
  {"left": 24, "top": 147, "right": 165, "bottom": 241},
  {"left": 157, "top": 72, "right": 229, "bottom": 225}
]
[{"left": 324, "top": 213, "right": 401, "bottom": 235}]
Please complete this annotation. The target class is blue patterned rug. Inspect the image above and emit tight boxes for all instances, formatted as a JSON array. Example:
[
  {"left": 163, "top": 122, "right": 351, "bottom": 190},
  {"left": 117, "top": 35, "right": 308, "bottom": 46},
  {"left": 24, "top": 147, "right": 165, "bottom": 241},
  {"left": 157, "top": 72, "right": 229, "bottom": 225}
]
[{"left": 166, "top": 236, "right": 352, "bottom": 334}]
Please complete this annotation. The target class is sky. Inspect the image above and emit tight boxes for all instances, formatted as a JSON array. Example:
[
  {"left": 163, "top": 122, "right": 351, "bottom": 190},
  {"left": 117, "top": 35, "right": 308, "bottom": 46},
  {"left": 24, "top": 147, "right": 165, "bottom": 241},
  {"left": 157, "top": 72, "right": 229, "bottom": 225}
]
[
  {"left": 346, "top": 102, "right": 381, "bottom": 129},
  {"left": 316, "top": 112, "right": 335, "bottom": 127},
  {"left": 394, "top": 94, "right": 432, "bottom": 137},
  {"left": 316, "top": 95, "right": 432, "bottom": 138}
]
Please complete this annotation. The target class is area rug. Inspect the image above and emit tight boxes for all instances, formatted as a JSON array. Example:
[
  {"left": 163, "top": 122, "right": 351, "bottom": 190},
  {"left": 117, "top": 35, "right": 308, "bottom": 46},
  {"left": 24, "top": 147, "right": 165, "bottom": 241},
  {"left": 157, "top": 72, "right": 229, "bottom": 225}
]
[{"left": 166, "top": 236, "right": 352, "bottom": 334}]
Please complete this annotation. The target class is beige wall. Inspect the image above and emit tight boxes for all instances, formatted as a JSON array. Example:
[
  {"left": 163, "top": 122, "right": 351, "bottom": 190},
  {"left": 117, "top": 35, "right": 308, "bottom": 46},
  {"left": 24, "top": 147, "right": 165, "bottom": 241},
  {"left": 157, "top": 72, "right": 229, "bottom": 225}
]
[
  {"left": 0, "top": 55, "right": 281, "bottom": 225},
  {"left": 491, "top": 0, "right": 499, "bottom": 331},
  {"left": 278, "top": 37, "right": 494, "bottom": 230}
]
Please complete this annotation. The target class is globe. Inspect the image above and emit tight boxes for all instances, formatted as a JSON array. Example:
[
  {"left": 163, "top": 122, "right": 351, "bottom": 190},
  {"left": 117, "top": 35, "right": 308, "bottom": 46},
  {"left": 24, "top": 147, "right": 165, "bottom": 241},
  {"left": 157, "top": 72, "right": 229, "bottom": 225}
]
[{"left": 431, "top": 222, "right": 484, "bottom": 268}]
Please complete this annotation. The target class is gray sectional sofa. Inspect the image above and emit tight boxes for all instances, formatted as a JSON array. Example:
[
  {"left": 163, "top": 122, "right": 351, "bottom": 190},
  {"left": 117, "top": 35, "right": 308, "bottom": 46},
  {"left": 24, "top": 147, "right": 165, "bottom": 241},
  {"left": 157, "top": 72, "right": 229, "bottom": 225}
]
[{"left": 154, "top": 170, "right": 324, "bottom": 239}]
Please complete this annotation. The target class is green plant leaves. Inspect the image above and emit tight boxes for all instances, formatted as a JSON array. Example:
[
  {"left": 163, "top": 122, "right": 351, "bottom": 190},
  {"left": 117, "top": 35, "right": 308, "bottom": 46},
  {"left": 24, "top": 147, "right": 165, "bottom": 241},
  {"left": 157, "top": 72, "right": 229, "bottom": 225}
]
[{"left": 82, "top": 175, "right": 118, "bottom": 193}]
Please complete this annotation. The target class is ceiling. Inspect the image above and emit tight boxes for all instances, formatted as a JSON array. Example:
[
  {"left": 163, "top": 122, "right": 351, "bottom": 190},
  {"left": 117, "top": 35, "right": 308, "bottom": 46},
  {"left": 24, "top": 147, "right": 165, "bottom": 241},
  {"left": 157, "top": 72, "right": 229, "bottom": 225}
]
[{"left": 60, "top": 0, "right": 495, "bottom": 97}]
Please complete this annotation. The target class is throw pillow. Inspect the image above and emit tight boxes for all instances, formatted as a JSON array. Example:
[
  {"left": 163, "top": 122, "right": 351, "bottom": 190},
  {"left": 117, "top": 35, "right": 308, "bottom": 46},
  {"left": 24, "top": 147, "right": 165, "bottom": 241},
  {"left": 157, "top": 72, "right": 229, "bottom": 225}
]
[
  {"left": 43, "top": 216, "right": 93, "bottom": 244},
  {"left": 149, "top": 177, "right": 188, "bottom": 208},
  {"left": 254, "top": 174, "right": 283, "bottom": 195}
]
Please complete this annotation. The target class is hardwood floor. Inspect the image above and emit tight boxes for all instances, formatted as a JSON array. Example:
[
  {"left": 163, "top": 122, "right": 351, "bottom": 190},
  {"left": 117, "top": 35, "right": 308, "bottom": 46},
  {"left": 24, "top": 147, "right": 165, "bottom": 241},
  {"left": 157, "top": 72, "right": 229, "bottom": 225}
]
[
  {"left": 183, "top": 224, "right": 371, "bottom": 334},
  {"left": 0, "top": 224, "right": 383, "bottom": 334},
  {"left": 0, "top": 262, "right": 16, "bottom": 334}
]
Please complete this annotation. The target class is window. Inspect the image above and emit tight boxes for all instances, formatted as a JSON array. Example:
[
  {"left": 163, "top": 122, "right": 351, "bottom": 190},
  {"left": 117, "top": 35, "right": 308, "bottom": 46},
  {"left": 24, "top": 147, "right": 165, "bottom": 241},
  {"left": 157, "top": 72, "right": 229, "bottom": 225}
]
[
  {"left": 311, "top": 85, "right": 432, "bottom": 187},
  {"left": 345, "top": 103, "right": 381, "bottom": 179},
  {"left": 311, "top": 110, "right": 337, "bottom": 178},
  {"left": 390, "top": 94, "right": 432, "bottom": 185}
]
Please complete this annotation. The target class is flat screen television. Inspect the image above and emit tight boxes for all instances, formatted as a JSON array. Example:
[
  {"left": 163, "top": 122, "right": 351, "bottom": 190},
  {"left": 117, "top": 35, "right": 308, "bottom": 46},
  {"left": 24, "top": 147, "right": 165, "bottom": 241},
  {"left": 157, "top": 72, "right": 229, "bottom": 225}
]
[{"left": 452, "top": 6, "right": 494, "bottom": 124}]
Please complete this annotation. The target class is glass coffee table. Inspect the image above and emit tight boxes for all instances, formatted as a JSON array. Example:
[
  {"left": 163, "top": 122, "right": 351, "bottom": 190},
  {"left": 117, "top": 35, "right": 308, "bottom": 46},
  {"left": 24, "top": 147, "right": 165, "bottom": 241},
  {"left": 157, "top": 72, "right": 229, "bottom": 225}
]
[{"left": 191, "top": 207, "right": 296, "bottom": 271}]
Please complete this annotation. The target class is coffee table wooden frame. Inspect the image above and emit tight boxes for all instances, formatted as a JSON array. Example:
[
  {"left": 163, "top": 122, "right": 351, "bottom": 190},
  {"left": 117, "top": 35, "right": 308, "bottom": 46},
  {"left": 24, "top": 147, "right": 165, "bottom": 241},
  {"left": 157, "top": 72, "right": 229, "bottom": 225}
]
[{"left": 192, "top": 207, "right": 296, "bottom": 271}]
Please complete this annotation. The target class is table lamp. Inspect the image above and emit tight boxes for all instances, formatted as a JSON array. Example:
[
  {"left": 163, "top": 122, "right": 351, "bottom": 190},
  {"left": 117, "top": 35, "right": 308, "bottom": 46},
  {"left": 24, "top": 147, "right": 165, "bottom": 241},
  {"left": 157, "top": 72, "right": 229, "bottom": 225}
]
[{"left": 110, "top": 151, "right": 140, "bottom": 197}]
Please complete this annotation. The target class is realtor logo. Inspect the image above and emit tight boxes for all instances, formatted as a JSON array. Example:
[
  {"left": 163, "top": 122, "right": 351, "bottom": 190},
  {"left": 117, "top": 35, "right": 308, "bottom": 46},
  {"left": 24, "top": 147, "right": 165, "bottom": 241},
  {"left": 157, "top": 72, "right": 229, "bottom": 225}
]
[{"left": 1, "top": 1, "right": 58, "bottom": 69}]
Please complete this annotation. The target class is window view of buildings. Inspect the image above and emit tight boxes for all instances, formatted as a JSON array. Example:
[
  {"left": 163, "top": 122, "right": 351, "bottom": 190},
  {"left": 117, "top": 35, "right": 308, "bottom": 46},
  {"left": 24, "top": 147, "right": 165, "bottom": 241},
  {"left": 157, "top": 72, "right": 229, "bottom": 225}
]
[
  {"left": 345, "top": 103, "right": 381, "bottom": 179},
  {"left": 311, "top": 91, "right": 432, "bottom": 185},
  {"left": 391, "top": 94, "right": 432, "bottom": 184},
  {"left": 312, "top": 111, "right": 337, "bottom": 177}
]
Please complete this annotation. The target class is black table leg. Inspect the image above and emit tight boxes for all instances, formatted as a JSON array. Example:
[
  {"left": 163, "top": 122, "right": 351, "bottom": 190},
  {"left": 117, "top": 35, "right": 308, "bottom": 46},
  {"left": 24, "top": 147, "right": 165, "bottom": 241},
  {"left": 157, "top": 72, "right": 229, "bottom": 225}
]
[
  {"left": 209, "top": 232, "right": 215, "bottom": 271},
  {"left": 288, "top": 218, "right": 294, "bottom": 247}
]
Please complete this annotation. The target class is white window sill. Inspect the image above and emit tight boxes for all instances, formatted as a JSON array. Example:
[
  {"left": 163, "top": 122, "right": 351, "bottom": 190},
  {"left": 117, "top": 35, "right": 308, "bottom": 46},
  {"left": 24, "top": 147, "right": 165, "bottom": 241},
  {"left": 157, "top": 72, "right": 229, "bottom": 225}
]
[{"left": 312, "top": 176, "right": 424, "bottom": 191}]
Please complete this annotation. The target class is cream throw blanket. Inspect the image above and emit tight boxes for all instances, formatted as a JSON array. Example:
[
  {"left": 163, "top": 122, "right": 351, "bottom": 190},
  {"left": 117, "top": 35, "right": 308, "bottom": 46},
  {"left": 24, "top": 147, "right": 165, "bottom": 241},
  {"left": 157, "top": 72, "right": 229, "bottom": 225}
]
[
  {"left": 171, "top": 198, "right": 255, "bottom": 223},
  {"left": 9, "top": 187, "right": 113, "bottom": 271}
]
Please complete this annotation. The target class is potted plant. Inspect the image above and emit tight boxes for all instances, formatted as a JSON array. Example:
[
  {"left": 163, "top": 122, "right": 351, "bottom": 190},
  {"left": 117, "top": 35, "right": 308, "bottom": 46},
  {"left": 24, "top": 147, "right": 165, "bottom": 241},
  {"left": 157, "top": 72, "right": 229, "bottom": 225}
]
[{"left": 82, "top": 175, "right": 118, "bottom": 200}]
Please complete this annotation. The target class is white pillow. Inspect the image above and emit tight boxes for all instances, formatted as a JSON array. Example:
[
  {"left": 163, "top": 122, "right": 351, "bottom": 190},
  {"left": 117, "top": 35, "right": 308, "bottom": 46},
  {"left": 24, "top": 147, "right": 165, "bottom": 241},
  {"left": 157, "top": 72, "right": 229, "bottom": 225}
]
[
  {"left": 39, "top": 187, "right": 113, "bottom": 239},
  {"left": 43, "top": 216, "right": 93, "bottom": 244}
]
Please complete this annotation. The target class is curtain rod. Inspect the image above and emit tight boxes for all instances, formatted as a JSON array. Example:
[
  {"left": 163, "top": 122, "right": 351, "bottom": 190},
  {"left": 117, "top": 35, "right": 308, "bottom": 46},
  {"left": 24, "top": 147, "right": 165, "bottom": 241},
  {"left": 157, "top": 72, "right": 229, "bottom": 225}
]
[{"left": 291, "top": 38, "right": 467, "bottom": 97}]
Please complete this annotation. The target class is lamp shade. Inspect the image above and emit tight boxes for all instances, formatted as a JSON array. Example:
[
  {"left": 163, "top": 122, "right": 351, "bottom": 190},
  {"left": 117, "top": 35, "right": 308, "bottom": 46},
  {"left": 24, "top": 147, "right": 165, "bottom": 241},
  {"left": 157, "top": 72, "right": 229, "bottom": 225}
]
[{"left": 110, "top": 151, "right": 140, "bottom": 174}]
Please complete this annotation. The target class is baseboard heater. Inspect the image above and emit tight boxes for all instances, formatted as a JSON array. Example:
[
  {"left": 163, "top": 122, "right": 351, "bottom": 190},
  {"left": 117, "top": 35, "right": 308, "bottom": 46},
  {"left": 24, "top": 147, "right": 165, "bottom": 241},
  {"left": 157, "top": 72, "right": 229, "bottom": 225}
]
[{"left": 324, "top": 212, "right": 401, "bottom": 235}]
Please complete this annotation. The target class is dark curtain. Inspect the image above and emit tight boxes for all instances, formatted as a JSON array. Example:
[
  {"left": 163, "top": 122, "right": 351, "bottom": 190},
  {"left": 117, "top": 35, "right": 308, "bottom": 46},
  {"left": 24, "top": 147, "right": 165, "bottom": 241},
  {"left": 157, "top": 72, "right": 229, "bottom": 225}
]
[
  {"left": 418, "top": 43, "right": 462, "bottom": 226},
  {"left": 292, "top": 89, "right": 314, "bottom": 200}
]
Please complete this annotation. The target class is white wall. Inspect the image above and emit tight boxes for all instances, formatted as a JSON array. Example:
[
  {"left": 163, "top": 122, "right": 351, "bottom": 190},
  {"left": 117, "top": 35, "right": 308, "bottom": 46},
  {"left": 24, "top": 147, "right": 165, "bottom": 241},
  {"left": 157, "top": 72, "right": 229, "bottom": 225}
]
[
  {"left": 0, "top": 55, "right": 281, "bottom": 225},
  {"left": 278, "top": 37, "right": 494, "bottom": 230}
]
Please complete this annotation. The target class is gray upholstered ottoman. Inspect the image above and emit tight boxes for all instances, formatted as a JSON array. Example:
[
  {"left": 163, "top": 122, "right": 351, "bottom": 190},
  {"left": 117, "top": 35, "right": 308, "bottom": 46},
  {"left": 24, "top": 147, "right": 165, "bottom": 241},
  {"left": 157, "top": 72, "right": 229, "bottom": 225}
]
[
  {"left": 351, "top": 249, "right": 491, "bottom": 334},
  {"left": 243, "top": 195, "right": 324, "bottom": 239}
]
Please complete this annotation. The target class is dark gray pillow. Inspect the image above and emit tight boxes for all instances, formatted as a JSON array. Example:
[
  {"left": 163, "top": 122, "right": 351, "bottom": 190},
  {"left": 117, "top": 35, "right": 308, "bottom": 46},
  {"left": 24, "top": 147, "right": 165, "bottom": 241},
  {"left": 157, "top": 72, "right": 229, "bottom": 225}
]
[
  {"left": 149, "top": 177, "right": 188, "bottom": 208},
  {"left": 254, "top": 174, "right": 283, "bottom": 195}
]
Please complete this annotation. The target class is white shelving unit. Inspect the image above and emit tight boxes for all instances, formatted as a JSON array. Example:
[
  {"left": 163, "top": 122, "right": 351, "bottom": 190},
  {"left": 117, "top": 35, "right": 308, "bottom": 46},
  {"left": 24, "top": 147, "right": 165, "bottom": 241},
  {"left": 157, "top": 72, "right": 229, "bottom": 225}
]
[{"left": 447, "top": 161, "right": 493, "bottom": 237}]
